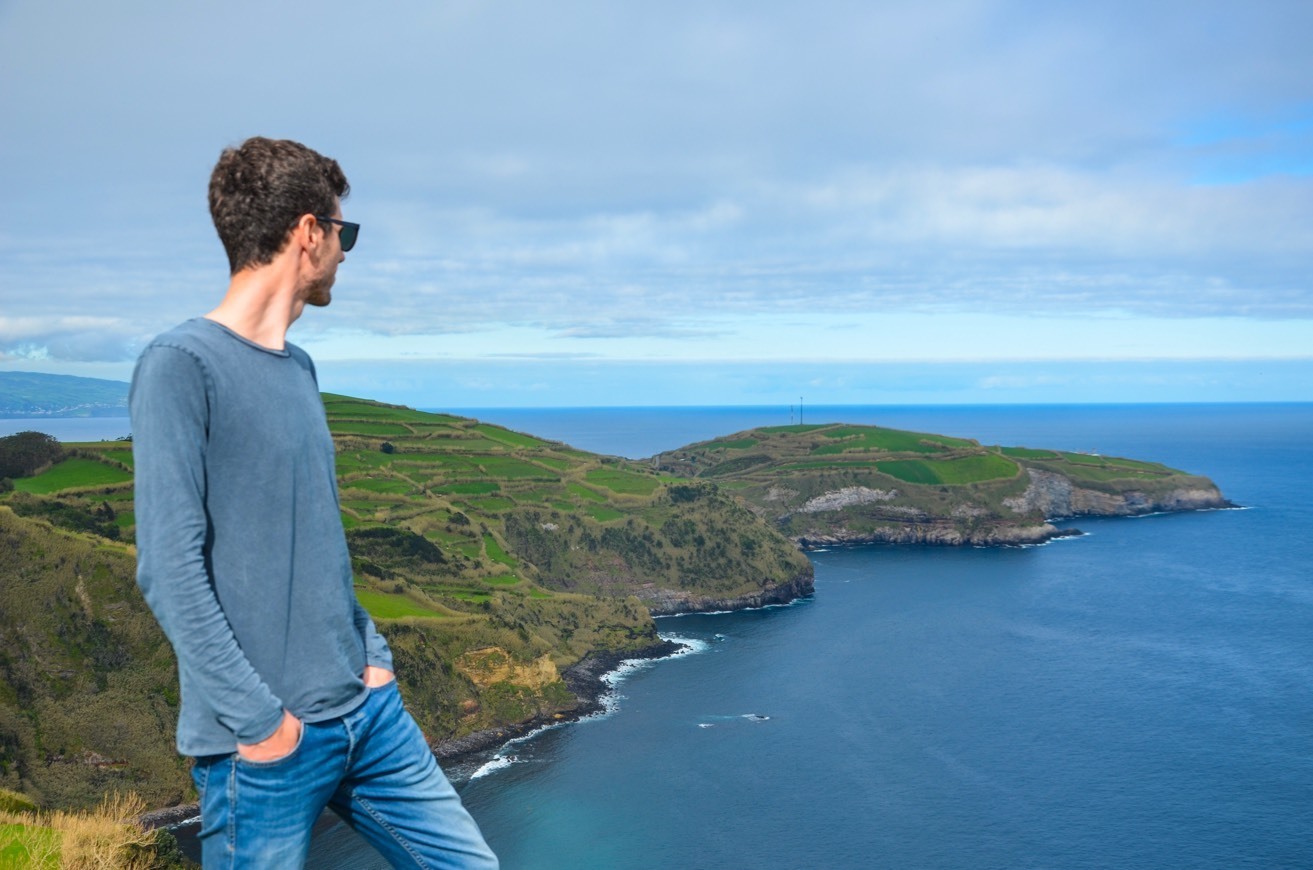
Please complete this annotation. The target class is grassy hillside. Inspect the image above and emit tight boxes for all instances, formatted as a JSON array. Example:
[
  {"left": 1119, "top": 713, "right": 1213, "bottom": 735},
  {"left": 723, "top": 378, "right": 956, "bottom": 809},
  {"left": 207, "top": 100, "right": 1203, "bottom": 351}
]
[
  {"left": 655, "top": 422, "right": 1229, "bottom": 545},
  {"left": 0, "top": 398, "right": 811, "bottom": 811},
  {"left": 0, "top": 509, "right": 187, "bottom": 811}
]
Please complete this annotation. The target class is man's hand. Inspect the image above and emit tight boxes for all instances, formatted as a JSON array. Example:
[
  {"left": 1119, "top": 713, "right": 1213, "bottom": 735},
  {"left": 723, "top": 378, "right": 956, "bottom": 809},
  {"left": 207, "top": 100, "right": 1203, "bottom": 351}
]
[
  {"left": 236, "top": 709, "right": 302, "bottom": 762},
  {"left": 363, "top": 665, "right": 396, "bottom": 687}
]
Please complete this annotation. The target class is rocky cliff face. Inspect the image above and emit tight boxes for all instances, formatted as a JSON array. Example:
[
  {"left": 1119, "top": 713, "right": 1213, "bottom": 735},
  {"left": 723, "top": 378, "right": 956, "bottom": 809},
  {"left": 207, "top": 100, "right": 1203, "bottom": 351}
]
[
  {"left": 1003, "top": 469, "right": 1231, "bottom": 518},
  {"left": 795, "top": 522, "right": 1074, "bottom": 548},
  {"left": 641, "top": 569, "right": 816, "bottom": 616}
]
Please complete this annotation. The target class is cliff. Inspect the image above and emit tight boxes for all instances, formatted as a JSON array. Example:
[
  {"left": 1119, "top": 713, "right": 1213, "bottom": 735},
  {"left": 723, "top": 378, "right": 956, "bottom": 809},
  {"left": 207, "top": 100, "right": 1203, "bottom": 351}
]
[{"left": 0, "top": 402, "right": 813, "bottom": 810}]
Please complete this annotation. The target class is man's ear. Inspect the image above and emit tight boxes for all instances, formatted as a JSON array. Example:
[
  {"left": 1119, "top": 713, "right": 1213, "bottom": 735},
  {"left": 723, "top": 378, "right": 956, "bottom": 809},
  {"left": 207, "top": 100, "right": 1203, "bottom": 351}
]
[{"left": 294, "top": 213, "right": 320, "bottom": 252}]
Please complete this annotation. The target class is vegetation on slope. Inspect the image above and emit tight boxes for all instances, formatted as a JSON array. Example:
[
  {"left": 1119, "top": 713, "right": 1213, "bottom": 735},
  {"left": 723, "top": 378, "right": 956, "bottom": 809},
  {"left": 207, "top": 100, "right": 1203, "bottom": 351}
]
[{"left": 0, "top": 401, "right": 811, "bottom": 811}]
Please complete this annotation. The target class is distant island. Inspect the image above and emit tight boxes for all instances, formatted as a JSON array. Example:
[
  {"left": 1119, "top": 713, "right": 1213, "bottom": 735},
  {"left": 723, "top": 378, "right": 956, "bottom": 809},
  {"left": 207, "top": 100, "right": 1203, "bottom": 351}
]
[
  {"left": 0, "top": 372, "right": 129, "bottom": 418},
  {"left": 0, "top": 392, "right": 1230, "bottom": 816}
]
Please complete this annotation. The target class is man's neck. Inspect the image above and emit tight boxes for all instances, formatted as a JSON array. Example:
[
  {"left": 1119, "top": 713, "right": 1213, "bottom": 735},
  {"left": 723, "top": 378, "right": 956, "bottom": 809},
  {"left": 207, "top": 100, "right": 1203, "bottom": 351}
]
[{"left": 205, "top": 262, "right": 307, "bottom": 351}]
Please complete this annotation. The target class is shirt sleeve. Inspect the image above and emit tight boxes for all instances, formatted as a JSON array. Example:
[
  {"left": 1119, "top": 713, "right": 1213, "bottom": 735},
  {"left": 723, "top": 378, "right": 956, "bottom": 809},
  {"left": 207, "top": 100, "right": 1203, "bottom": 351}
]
[{"left": 130, "top": 344, "right": 285, "bottom": 745}]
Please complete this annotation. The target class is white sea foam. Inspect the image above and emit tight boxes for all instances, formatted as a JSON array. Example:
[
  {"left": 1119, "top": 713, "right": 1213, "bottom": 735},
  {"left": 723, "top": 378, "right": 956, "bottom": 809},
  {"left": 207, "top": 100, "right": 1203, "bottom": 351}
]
[
  {"left": 471, "top": 636, "right": 707, "bottom": 781},
  {"left": 470, "top": 754, "right": 517, "bottom": 780}
]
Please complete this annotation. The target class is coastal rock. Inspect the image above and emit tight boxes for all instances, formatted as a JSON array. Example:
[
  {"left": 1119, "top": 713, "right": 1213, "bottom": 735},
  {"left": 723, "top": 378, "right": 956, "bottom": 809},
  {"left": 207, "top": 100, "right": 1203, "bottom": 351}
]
[
  {"left": 796, "top": 522, "right": 1075, "bottom": 548},
  {"left": 643, "top": 569, "right": 816, "bottom": 616},
  {"left": 798, "top": 486, "right": 898, "bottom": 513},
  {"left": 431, "top": 640, "right": 681, "bottom": 762},
  {"left": 1004, "top": 469, "right": 1231, "bottom": 518}
]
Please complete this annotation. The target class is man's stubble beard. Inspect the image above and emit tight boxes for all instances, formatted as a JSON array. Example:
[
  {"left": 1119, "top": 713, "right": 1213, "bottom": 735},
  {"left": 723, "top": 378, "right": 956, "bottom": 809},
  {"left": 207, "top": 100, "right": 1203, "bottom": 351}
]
[{"left": 306, "top": 277, "right": 334, "bottom": 308}]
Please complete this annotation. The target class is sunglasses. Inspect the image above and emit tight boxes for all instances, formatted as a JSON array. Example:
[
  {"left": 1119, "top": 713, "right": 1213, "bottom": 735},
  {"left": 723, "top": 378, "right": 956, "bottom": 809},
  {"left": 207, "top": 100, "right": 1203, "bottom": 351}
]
[{"left": 315, "top": 216, "right": 360, "bottom": 252}]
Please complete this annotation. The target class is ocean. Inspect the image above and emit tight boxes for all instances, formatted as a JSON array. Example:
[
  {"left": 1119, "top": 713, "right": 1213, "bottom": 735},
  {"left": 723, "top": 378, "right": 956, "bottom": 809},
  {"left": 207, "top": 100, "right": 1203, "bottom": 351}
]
[
  {"left": 444, "top": 404, "right": 1313, "bottom": 869},
  {"left": 20, "top": 405, "right": 1312, "bottom": 868}
]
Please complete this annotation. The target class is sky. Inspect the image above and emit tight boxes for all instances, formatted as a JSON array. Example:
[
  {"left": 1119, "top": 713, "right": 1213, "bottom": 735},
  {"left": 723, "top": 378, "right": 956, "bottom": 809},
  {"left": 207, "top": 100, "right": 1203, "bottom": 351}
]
[{"left": 2, "top": 0, "right": 1311, "bottom": 407}]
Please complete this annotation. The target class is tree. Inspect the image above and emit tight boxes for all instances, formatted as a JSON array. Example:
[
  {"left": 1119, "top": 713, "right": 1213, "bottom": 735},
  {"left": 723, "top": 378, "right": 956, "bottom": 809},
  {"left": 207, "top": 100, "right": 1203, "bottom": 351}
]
[{"left": 0, "top": 431, "right": 63, "bottom": 480}]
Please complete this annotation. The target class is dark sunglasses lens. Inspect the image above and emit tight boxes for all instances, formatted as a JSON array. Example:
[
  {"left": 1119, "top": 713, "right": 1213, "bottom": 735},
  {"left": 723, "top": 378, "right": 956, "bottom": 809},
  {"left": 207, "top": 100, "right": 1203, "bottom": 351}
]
[{"left": 339, "top": 223, "right": 358, "bottom": 252}]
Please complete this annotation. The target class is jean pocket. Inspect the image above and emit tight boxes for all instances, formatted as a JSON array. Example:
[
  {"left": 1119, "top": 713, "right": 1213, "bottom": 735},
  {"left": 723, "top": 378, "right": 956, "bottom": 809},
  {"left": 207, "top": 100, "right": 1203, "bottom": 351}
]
[
  {"left": 368, "top": 676, "right": 398, "bottom": 693},
  {"left": 235, "top": 721, "right": 306, "bottom": 769}
]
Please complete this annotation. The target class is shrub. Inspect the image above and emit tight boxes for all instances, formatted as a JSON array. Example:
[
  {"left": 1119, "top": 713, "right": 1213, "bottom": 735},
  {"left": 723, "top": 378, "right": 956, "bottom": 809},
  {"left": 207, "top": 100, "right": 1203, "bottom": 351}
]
[{"left": 0, "top": 431, "right": 63, "bottom": 480}]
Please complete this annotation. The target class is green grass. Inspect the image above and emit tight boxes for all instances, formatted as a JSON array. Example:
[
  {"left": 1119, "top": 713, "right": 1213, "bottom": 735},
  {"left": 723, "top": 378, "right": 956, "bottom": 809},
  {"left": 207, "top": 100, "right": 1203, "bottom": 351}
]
[
  {"left": 484, "top": 534, "right": 517, "bottom": 567},
  {"left": 778, "top": 460, "right": 874, "bottom": 471},
  {"left": 435, "top": 437, "right": 513, "bottom": 453},
  {"left": 342, "top": 478, "right": 413, "bottom": 495},
  {"left": 567, "top": 482, "right": 606, "bottom": 503},
  {"left": 756, "top": 424, "right": 830, "bottom": 434},
  {"left": 336, "top": 451, "right": 396, "bottom": 470},
  {"left": 0, "top": 823, "right": 58, "bottom": 868},
  {"left": 328, "top": 420, "right": 414, "bottom": 436},
  {"left": 434, "top": 481, "right": 500, "bottom": 495},
  {"left": 477, "top": 456, "right": 559, "bottom": 479},
  {"left": 485, "top": 574, "right": 520, "bottom": 586},
  {"left": 875, "top": 453, "right": 1018, "bottom": 485},
  {"left": 587, "top": 505, "right": 624, "bottom": 522},
  {"left": 584, "top": 468, "right": 662, "bottom": 496},
  {"left": 320, "top": 398, "right": 441, "bottom": 423},
  {"left": 446, "top": 589, "right": 492, "bottom": 603},
  {"left": 1001, "top": 446, "right": 1059, "bottom": 459},
  {"left": 716, "top": 438, "right": 759, "bottom": 450},
  {"left": 466, "top": 496, "right": 516, "bottom": 512},
  {"left": 11, "top": 457, "right": 134, "bottom": 493},
  {"left": 813, "top": 426, "right": 973, "bottom": 455},
  {"left": 354, "top": 587, "right": 447, "bottom": 619},
  {"left": 474, "top": 424, "right": 551, "bottom": 449}
]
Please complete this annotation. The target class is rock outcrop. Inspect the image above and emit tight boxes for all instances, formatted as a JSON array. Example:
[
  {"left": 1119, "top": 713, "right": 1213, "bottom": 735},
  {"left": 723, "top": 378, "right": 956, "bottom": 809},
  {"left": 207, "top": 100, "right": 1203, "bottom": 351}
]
[
  {"left": 796, "top": 522, "right": 1077, "bottom": 549},
  {"left": 642, "top": 569, "right": 816, "bottom": 616},
  {"left": 1003, "top": 469, "right": 1231, "bottom": 518}
]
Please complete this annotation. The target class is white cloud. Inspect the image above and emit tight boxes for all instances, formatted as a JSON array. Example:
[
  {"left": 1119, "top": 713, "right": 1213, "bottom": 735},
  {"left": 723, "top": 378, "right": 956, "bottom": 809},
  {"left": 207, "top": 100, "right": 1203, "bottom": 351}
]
[{"left": 0, "top": 0, "right": 1310, "bottom": 382}]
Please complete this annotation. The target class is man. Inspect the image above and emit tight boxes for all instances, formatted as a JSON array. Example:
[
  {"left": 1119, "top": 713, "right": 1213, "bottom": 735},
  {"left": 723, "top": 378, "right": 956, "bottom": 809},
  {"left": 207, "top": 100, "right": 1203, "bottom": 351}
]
[{"left": 131, "top": 137, "right": 498, "bottom": 868}]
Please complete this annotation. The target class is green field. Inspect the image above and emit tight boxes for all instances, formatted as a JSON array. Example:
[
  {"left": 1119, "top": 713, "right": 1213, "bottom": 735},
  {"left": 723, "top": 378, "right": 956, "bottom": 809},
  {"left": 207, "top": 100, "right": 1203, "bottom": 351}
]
[
  {"left": 12, "top": 458, "right": 133, "bottom": 493},
  {"left": 342, "top": 478, "right": 413, "bottom": 495},
  {"left": 875, "top": 454, "right": 1018, "bottom": 485},
  {"left": 484, "top": 533, "right": 517, "bottom": 567},
  {"left": 567, "top": 482, "right": 606, "bottom": 503},
  {"left": 354, "top": 587, "right": 448, "bottom": 619},
  {"left": 813, "top": 426, "right": 973, "bottom": 455},
  {"left": 328, "top": 420, "right": 414, "bottom": 436},
  {"left": 584, "top": 468, "right": 662, "bottom": 495},
  {"left": 474, "top": 424, "right": 552, "bottom": 450}
]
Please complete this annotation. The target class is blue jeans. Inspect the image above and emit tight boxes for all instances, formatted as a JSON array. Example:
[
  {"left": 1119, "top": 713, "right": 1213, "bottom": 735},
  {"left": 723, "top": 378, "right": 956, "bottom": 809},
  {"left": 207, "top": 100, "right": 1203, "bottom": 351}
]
[{"left": 190, "top": 681, "right": 498, "bottom": 868}]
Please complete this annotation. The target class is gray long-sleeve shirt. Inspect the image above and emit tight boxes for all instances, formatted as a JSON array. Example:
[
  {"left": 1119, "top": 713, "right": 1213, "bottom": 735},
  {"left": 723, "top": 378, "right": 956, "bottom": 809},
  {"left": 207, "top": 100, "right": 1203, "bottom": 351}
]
[{"left": 131, "top": 317, "right": 392, "bottom": 757}]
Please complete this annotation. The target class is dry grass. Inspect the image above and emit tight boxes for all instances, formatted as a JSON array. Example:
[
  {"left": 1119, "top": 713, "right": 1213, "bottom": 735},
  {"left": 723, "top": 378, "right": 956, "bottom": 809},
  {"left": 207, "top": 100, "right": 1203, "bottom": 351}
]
[{"left": 0, "top": 791, "right": 167, "bottom": 869}]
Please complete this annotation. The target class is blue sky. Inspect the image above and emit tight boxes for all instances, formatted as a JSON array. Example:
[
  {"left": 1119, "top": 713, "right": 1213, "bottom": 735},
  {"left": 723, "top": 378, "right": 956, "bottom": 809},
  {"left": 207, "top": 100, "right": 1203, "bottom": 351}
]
[{"left": 1, "top": 1, "right": 1311, "bottom": 406}]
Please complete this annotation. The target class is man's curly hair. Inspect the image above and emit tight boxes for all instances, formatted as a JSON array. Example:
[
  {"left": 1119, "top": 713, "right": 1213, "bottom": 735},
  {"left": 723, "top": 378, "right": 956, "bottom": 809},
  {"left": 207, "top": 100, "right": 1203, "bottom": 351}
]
[{"left": 208, "top": 137, "right": 349, "bottom": 275}]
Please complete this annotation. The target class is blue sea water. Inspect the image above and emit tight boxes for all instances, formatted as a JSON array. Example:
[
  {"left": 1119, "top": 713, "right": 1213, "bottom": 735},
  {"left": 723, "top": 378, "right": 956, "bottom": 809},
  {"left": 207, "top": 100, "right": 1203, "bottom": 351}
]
[
  {"left": 190, "top": 404, "right": 1313, "bottom": 867},
  {"left": 451, "top": 404, "right": 1313, "bottom": 870}
]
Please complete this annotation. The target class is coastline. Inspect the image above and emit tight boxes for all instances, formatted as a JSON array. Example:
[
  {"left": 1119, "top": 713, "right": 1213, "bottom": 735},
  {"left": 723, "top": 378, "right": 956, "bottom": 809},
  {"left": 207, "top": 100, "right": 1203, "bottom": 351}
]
[{"left": 431, "top": 639, "right": 683, "bottom": 769}]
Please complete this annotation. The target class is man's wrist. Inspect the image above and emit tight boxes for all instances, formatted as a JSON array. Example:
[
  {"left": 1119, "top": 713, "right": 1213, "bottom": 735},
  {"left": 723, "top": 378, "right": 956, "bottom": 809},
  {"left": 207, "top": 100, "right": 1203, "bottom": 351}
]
[{"left": 363, "top": 665, "right": 395, "bottom": 687}]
